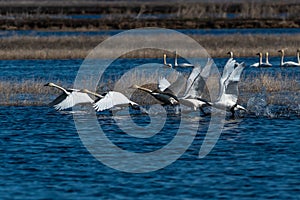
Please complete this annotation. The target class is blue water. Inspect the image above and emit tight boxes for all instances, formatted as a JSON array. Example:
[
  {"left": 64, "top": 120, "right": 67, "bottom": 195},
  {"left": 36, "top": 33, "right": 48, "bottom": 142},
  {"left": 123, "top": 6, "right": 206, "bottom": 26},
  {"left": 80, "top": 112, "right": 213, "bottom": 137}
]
[
  {"left": 0, "top": 58, "right": 299, "bottom": 199},
  {"left": 1, "top": 28, "right": 300, "bottom": 38}
]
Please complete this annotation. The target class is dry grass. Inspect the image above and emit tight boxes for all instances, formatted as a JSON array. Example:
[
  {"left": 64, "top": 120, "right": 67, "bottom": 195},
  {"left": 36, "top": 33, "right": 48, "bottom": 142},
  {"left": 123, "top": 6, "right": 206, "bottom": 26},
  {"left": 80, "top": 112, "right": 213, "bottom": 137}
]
[
  {"left": 0, "top": 71, "right": 298, "bottom": 106},
  {"left": 0, "top": 34, "right": 300, "bottom": 59}
]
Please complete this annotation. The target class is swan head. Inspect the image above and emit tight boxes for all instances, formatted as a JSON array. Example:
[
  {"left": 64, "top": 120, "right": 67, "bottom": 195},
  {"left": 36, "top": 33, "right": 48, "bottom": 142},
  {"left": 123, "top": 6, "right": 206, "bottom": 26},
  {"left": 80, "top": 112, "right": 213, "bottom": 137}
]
[
  {"left": 297, "top": 49, "right": 300, "bottom": 53},
  {"left": 278, "top": 49, "right": 284, "bottom": 53},
  {"left": 227, "top": 51, "right": 233, "bottom": 58},
  {"left": 256, "top": 52, "right": 261, "bottom": 56},
  {"left": 44, "top": 82, "right": 55, "bottom": 87},
  {"left": 265, "top": 52, "right": 269, "bottom": 56}
]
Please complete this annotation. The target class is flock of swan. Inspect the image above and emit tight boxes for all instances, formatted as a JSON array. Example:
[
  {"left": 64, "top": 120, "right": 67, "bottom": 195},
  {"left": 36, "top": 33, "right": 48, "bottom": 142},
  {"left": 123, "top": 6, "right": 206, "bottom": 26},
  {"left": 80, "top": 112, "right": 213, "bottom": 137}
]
[
  {"left": 45, "top": 49, "right": 299, "bottom": 117},
  {"left": 45, "top": 54, "right": 248, "bottom": 118},
  {"left": 250, "top": 49, "right": 300, "bottom": 67}
]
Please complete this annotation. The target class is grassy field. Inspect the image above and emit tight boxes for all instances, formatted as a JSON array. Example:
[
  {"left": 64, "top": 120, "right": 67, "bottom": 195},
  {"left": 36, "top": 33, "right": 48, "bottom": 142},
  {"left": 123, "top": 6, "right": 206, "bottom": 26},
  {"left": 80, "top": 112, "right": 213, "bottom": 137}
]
[{"left": 1, "top": 33, "right": 300, "bottom": 59}]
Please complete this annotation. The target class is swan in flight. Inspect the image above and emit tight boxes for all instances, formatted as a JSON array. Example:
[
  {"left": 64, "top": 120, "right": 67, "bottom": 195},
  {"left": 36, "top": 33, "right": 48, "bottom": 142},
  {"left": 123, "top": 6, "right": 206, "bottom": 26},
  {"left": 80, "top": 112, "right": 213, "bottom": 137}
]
[
  {"left": 44, "top": 82, "right": 94, "bottom": 111},
  {"left": 278, "top": 49, "right": 300, "bottom": 67},
  {"left": 209, "top": 58, "right": 247, "bottom": 117},
  {"left": 130, "top": 84, "right": 179, "bottom": 106},
  {"left": 174, "top": 51, "right": 194, "bottom": 67},
  {"left": 163, "top": 54, "right": 172, "bottom": 68},
  {"left": 158, "top": 58, "right": 213, "bottom": 114},
  {"left": 80, "top": 89, "right": 138, "bottom": 112}
]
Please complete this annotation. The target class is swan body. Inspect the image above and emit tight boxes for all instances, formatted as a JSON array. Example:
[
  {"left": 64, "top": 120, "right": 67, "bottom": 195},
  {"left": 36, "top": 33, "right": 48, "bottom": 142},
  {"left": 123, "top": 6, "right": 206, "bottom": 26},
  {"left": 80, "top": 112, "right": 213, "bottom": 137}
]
[
  {"left": 174, "top": 51, "right": 194, "bottom": 67},
  {"left": 278, "top": 49, "right": 300, "bottom": 67},
  {"left": 163, "top": 54, "right": 172, "bottom": 68},
  {"left": 81, "top": 89, "right": 138, "bottom": 112},
  {"left": 131, "top": 84, "right": 179, "bottom": 106},
  {"left": 45, "top": 82, "right": 94, "bottom": 111}
]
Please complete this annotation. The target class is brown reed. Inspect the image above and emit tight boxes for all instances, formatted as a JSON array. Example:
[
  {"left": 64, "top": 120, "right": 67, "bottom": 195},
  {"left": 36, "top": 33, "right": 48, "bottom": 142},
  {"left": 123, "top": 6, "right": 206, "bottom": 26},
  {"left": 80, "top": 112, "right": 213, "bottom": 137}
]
[
  {"left": 0, "top": 34, "right": 300, "bottom": 60},
  {"left": 0, "top": 72, "right": 298, "bottom": 106}
]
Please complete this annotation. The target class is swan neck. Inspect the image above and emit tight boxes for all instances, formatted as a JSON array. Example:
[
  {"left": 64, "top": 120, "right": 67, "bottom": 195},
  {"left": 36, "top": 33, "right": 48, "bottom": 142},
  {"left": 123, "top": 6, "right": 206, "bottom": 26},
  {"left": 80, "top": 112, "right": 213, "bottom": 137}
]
[
  {"left": 84, "top": 90, "right": 103, "bottom": 98},
  {"left": 280, "top": 51, "right": 284, "bottom": 66},
  {"left": 52, "top": 84, "right": 69, "bottom": 94},
  {"left": 259, "top": 54, "right": 262, "bottom": 65}
]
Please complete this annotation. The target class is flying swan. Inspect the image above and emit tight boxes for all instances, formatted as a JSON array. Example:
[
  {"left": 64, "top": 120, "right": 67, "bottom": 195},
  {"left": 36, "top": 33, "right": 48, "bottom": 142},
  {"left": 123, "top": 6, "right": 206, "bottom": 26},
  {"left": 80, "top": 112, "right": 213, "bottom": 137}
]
[{"left": 44, "top": 82, "right": 94, "bottom": 111}]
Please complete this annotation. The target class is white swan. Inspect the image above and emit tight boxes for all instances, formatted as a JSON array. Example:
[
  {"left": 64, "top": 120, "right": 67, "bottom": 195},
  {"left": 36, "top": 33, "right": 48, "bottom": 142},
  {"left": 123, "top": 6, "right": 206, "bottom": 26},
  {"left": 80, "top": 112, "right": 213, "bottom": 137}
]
[
  {"left": 250, "top": 53, "right": 262, "bottom": 67},
  {"left": 45, "top": 82, "right": 94, "bottom": 111},
  {"left": 278, "top": 49, "right": 300, "bottom": 67},
  {"left": 81, "top": 89, "right": 138, "bottom": 112},
  {"left": 250, "top": 52, "right": 271, "bottom": 67},
  {"left": 174, "top": 51, "right": 194, "bottom": 67},
  {"left": 264, "top": 52, "right": 272, "bottom": 67},
  {"left": 163, "top": 54, "right": 172, "bottom": 68},
  {"left": 158, "top": 58, "right": 213, "bottom": 113},
  {"left": 210, "top": 58, "right": 247, "bottom": 117}
]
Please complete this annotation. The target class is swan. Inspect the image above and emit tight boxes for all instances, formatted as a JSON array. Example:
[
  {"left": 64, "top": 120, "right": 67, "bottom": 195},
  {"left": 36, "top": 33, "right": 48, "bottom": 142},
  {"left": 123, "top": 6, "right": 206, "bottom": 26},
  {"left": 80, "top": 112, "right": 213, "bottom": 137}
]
[
  {"left": 80, "top": 89, "right": 138, "bottom": 112},
  {"left": 130, "top": 84, "right": 179, "bottom": 106},
  {"left": 264, "top": 52, "right": 272, "bottom": 67},
  {"left": 158, "top": 58, "right": 213, "bottom": 113},
  {"left": 174, "top": 51, "right": 194, "bottom": 67},
  {"left": 278, "top": 49, "right": 300, "bottom": 67},
  {"left": 44, "top": 82, "right": 94, "bottom": 111},
  {"left": 209, "top": 58, "right": 247, "bottom": 117},
  {"left": 250, "top": 53, "right": 262, "bottom": 67},
  {"left": 163, "top": 54, "right": 172, "bottom": 68}
]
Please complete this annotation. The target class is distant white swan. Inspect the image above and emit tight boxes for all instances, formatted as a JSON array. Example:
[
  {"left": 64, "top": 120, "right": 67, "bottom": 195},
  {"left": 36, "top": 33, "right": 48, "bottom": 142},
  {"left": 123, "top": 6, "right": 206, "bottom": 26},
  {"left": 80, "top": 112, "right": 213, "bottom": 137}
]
[
  {"left": 250, "top": 52, "right": 271, "bottom": 67},
  {"left": 81, "top": 89, "right": 138, "bottom": 112},
  {"left": 278, "top": 49, "right": 300, "bottom": 67},
  {"left": 210, "top": 58, "right": 247, "bottom": 117},
  {"left": 174, "top": 51, "right": 194, "bottom": 67},
  {"left": 163, "top": 54, "right": 172, "bottom": 68},
  {"left": 264, "top": 52, "right": 272, "bottom": 67},
  {"left": 45, "top": 82, "right": 94, "bottom": 111},
  {"left": 250, "top": 53, "right": 262, "bottom": 67}
]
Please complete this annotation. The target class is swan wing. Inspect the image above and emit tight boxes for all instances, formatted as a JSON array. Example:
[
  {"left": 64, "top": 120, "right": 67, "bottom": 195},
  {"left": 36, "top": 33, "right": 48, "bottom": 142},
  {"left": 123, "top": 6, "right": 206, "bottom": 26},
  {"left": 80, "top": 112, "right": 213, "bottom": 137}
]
[
  {"left": 93, "top": 91, "right": 137, "bottom": 112},
  {"left": 53, "top": 92, "right": 94, "bottom": 110},
  {"left": 182, "top": 64, "right": 202, "bottom": 97},
  {"left": 221, "top": 62, "right": 245, "bottom": 103},
  {"left": 217, "top": 58, "right": 236, "bottom": 100},
  {"left": 166, "top": 74, "right": 186, "bottom": 96},
  {"left": 158, "top": 77, "right": 171, "bottom": 92}
]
